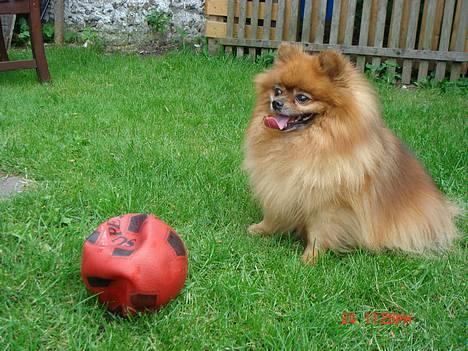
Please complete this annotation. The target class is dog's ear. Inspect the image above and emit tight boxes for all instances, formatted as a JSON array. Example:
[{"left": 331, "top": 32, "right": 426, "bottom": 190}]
[
  {"left": 275, "top": 42, "right": 303, "bottom": 64},
  {"left": 317, "top": 51, "right": 347, "bottom": 80}
]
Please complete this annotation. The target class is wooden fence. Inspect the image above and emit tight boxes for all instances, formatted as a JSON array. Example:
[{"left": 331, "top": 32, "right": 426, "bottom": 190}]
[{"left": 205, "top": 0, "right": 468, "bottom": 83}]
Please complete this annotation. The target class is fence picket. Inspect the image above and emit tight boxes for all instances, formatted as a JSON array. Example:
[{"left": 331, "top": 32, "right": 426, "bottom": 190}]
[
  {"left": 435, "top": 0, "right": 456, "bottom": 81},
  {"left": 249, "top": 0, "right": 261, "bottom": 58},
  {"left": 371, "top": 0, "right": 387, "bottom": 67},
  {"left": 262, "top": 0, "right": 273, "bottom": 54},
  {"left": 387, "top": 0, "right": 403, "bottom": 78},
  {"left": 401, "top": 0, "right": 420, "bottom": 84},
  {"left": 225, "top": 0, "right": 235, "bottom": 54},
  {"left": 329, "top": 0, "right": 342, "bottom": 45},
  {"left": 288, "top": 0, "right": 300, "bottom": 41},
  {"left": 237, "top": 0, "right": 248, "bottom": 57},
  {"left": 356, "top": 0, "right": 372, "bottom": 71},
  {"left": 344, "top": 0, "right": 357, "bottom": 45},
  {"left": 275, "top": 0, "right": 286, "bottom": 41},
  {"left": 417, "top": 0, "right": 437, "bottom": 82},
  {"left": 450, "top": 0, "right": 467, "bottom": 80},
  {"left": 314, "top": 0, "right": 327, "bottom": 44},
  {"left": 302, "top": 0, "right": 313, "bottom": 43}
]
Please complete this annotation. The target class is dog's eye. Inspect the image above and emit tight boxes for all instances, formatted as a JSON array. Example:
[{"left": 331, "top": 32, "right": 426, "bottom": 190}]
[
  {"left": 295, "top": 94, "right": 310, "bottom": 104},
  {"left": 274, "top": 87, "right": 283, "bottom": 96}
]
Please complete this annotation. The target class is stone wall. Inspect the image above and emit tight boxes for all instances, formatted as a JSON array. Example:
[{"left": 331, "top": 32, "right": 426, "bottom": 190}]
[{"left": 44, "top": 0, "right": 205, "bottom": 47}]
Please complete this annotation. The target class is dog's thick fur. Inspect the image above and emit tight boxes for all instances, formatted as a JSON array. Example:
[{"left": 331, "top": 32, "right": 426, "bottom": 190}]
[{"left": 243, "top": 43, "right": 458, "bottom": 263}]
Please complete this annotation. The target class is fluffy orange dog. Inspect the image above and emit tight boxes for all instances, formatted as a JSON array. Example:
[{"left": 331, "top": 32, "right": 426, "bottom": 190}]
[{"left": 243, "top": 43, "right": 458, "bottom": 263}]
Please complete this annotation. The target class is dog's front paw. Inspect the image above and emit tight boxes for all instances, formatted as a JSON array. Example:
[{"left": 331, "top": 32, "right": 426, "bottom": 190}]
[
  {"left": 248, "top": 222, "right": 271, "bottom": 235},
  {"left": 301, "top": 246, "right": 321, "bottom": 265}
]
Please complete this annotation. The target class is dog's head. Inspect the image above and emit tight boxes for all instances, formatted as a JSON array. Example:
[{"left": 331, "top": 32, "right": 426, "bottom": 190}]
[{"left": 255, "top": 43, "right": 352, "bottom": 132}]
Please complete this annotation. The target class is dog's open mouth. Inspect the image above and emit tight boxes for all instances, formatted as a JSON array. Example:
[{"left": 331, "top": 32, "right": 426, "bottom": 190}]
[{"left": 263, "top": 113, "right": 315, "bottom": 131}]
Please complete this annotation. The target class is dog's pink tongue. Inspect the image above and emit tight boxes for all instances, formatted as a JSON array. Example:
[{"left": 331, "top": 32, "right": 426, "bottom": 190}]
[{"left": 263, "top": 115, "right": 290, "bottom": 130}]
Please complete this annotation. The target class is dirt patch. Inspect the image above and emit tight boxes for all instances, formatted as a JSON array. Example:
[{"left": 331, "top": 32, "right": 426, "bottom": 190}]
[{"left": 0, "top": 173, "right": 32, "bottom": 199}]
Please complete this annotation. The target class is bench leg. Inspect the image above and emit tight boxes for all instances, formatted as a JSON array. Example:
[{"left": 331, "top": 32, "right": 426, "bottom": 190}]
[
  {"left": 28, "top": 6, "right": 51, "bottom": 82},
  {"left": 0, "top": 17, "right": 9, "bottom": 62}
]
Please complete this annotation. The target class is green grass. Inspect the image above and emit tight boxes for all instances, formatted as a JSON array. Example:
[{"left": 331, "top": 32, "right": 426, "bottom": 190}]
[{"left": 0, "top": 47, "right": 466, "bottom": 350}]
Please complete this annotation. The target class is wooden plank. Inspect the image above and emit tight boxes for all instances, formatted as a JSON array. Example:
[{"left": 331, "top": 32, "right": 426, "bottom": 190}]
[
  {"left": 338, "top": 0, "right": 349, "bottom": 43},
  {"left": 237, "top": 0, "right": 248, "bottom": 57},
  {"left": 344, "top": 0, "right": 357, "bottom": 45},
  {"left": 401, "top": 0, "right": 420, "bottom": 84},
  {"left": 262, "top": 0, "right": 273, "bottom": 54},
  {"left": 205, "top": 0, "right": 279, "bottom": 20},
  {"left": 449, "top": 0, "right": 462, "bottom": 50},
  {"left": 275, "top": 0, "right": 286, "bottom": 41},
  {"left": 388, "top": 0, "right": 403, "bottom": 47},
  {"left": 0, "top": 60, "right": 36, "bottom": 71},
  {"left": 301, "top": 0, "right": 313, "bottom": 43},
  {"left": 368, "top": 0, "right": 378, "bottom": 45},
  {"left": 329, "top": 0, "right": 342, "bottom": 44},
  {"left": 387, "top": 0, "right": 404, "bottom": 78},
  {"left": 371, "top": 0, "right": 388, "bottom": 66},
  {"left": 417, "top": 0, "right": 437, "bottom": 82},
  {"left": 434, "top": 0, "right": 456, "bottom": 81},
  {"left": 356, "top": 0, "right": 372, "bottom": 71},
  {"left": 450, "top": 0, "right": 468, "bottom": 80},
  {"left": 288, "top": 0, "right": 300, "bottom": 41},
  {"left": 249, "top": 0, "right": 260, "bottom": 58},
  {"left": 225, "top": 0, "right": 236, "bottom": 54},
  {"left": 398, "top": 0, "right": 411, "bottom": 48},
  {"left": 314, "top": 0, "right": 327, "bottom": 44},
  {"left": 431, "top": 0, "right": 445, "bottom": 50},
  {"left": 206, "top": 21, "right": 280, "bottom": 40},
  {"left": 219, "top": 37, "right": 468, "bottom": 62}
]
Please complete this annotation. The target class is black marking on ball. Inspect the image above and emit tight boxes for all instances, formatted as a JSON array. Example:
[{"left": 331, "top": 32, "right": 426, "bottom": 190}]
[
  {"left": 86, "top": 230, "right": 100, "bottom": 244},
  {"left": 128, "top": 214, "right": 147, "bottom": 233},
  {"left": 131, "top": 294, "right": 157, "bottom": 311},
  {"left": 112, "top": 248, "right": 134, "bottom": 256},
  {"left": 87, "top": 276, "right": 113, "bottom": 287},
  {"left": 167, "top": 231, "right": 186, "bottom": 256}
]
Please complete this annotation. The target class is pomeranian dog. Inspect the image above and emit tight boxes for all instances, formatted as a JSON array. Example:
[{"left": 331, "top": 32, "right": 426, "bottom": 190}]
[{"left": 243, "top": 43, "right": 458, "bottom": 263}]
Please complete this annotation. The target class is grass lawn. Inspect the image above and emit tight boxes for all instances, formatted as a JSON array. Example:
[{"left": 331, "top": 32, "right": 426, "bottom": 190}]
[{"left": 0, "top": 47, "right": 466, "bottom": 350}]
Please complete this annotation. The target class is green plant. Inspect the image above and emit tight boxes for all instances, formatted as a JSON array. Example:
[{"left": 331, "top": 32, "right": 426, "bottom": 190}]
[
  {"left": 12, "top": 18, "right": 54, "bottom": 46},
  {"left": 365, "top": 60, "right": 401, "bottom": 84},
  {"left": 42, "top": 23, "right": 55, "bottom": 43},
  {"left": 256, "top": 50, "right": 275, "bottom": 66},
  {"left": 146, "top": 9, "right": 172, "bottom": 34},
  {"left": 13, "top": 16, "right": 30, "bottom": 46},
  {"left": 64, "top": 30, "right": 80, "bottom": 43},
  {"left": 79, "top": 27, "right": 106, "bottom": 51}
]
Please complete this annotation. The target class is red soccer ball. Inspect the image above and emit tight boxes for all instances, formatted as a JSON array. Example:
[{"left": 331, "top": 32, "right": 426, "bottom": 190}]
[{"left": 81, "top": 213, "right": 188, "bottom": 315}]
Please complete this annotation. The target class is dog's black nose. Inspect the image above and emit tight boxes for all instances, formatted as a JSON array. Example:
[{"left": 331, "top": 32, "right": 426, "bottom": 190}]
[{"left": 272, "top": 100, "right": 284, "bottom": 112}]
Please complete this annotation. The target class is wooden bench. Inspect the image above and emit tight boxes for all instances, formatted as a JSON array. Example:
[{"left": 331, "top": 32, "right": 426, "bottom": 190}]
[{"left": 0, "top": 0, "right": 50, "bottom": 82}]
